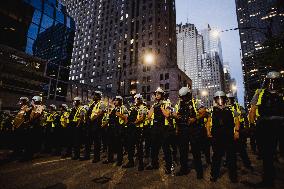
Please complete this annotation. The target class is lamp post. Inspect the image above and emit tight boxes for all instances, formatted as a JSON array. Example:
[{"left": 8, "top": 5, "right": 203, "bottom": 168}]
[{"left": 200, "top": 89, "right": 209, "bottom": 107}]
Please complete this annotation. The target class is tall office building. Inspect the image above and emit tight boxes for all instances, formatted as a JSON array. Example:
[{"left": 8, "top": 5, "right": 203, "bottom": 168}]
[
  {"left": 63, "top": 0, "right": 191, "bottom": 103},
  {"left": 176, "top": 23, "right": 225, "bottom": 107},
  {"left": 200, "top": 24, "right": 223, "bottom": 63},
  {"left": 176, "top": 23, "right": 204, "bottom": 91},
  {"left": 223, "top": 63, "right": 238, "bottom": 99},
  {"left": 0, "top": 0, "right": 75, "bottom": 107},
  {"left": 235, "top": 0, "right": 284, "bottom": 107},
  {"left": 199, "top": 52, "right": 225, "bottom": 107}
]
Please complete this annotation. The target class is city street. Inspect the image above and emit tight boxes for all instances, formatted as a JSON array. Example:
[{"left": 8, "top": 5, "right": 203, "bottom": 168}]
[{"left": 1, "top": 148, "right": 284, "bottom": 189}]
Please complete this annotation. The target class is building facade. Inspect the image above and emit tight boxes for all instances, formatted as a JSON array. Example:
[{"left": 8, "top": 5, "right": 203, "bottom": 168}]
[
  {"left": 199, "top": 52, "right": 225, "bottom": 107},
  {"left": 63, "top": 0, "right": 191, "bottom": 104},
  {"left": 176, "top": 23, "right": 204, "bottom": 91},
  {"left": 235, "top": 0, "right": 284, "bottom": 107},
  {"left": 223, "top": 63, "right": 238, "bottom": 99},
  {"left": 200, "top": 24, "right": 223, "bottom": 63},
  {"left": 0, "top": 0, "right": 75, "bottom": 103}
]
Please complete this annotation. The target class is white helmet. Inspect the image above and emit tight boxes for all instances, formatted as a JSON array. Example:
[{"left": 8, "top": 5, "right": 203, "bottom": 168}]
[
  {"left": 93, "top": 91, "right": 103, "bottom": 97},
  {"left": 32, "top": 96, "right": 42, "bottom": 102},
  {"left": 19, "top": 97, "right": 29, "bottom": 102},
  {"left": 155, "top": 87, "right": 164, "bottom": 94},
  {"left": 226, "top": 93, "right": 235, "bottom": 98},
  {"left": 214, "top": 91, "right": 226, "bottom": 98},
  {"left": 115, "top": 96, "right": 123, "bottom": 101},
  {"left": 73, "top": 97, "right": 82, "bottom": 101},
  {"left": 266, "top": 71, "right": 281, "bottom": 79},
  {"left": 179, "top": 87, "right": 191, "bottom": 97},
  {"left": 49, "top": 104, "right": 56, "bottom": 110},
  {"left": 60, "top": 104, "right": 68, "bottom": 110},
  {"left": 134, "top": 93, "right": 143, "bottom": 99}
]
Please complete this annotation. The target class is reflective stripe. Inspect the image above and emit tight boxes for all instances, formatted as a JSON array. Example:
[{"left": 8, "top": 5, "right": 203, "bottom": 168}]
[
  {"left": 60, "top": 112, "right": 70, "bottom": 127},
  {"left": 46, "top": 112, "right": 57, "bottom": 128},
  {"left": 150, "top": 101, "right": 169, "bottom": 126},
  {"left": 73, "top": 106, "right": 85, "bottom": 122},
  {"left": 119, "top": 106, "right": 126, "bottom": 125},
  {"left": 91, "top": 102, "right": 101, "bottom": 119},
  {"left": 255, "top": 89, "right": 265, "bottom": 118},
  {"left": 256, "top": 89, "right": 265, "bottom": 106}
]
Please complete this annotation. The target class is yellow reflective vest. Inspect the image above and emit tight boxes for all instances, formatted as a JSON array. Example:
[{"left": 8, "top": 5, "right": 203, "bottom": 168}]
[
  {"left": 60, "top": 111, "right": 70, "bottom": 128},
  {"left": 150, "top": 100, "right": 170, "bottom": 126},
  {"left": 46, "top": 112, "right": 58, "bottom": 128}
]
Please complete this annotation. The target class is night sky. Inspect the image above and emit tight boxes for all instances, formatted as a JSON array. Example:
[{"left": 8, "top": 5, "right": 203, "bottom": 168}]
[{"left": 176, "top": 0, "right": 244, "bottom": 105}]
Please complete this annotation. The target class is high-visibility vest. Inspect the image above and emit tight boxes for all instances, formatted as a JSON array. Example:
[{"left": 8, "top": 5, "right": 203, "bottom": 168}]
[
  {"left": 72, "top": 106, "right": 86, "bottom": 122},
  {"left": 60, "top": 111, "right": 70, "bottom": 128},
  {"left": 109, "top": 106, "right": 127, "bottom": 125},
  {"left": 150, "top": 100, "right": 170, "bottom": 126},
  {"left": 136, "top": 105, "right": 147, "bottom": 128},
  {"left": 90, "top": 101, "right": 103, "bottom": 120},
  {"left": 173, "top": 98, "right": 197, "bottom": 126},
  {"left": 46, "top": 112, "right": 58, "bottom": 128},
  {"left": 255, "top": 89, "right": 265, "bottom": 118}
]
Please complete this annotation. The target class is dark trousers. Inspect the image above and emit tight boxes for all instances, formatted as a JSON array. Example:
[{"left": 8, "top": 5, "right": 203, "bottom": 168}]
[
  {"left": 211, "top": 131, "right": 237, "bottom": 180},
  {"left": 236, "top": 136, "right": 251, "bottom": 168},
  {"left": 143, "top": 126, "right": 151, "bottom": 158},
  {"left": 150, "top": 126, "right": 172, "bottom": 170},
  {"left": 177, "top": 127, "right": 190, "bottom": 171},
  {"left": 107, "top": 126, "right": 124, "bottom": 163},
  {"left": 125, "top": 126, "right": 144, "bottom": 166},
  {"left": 90, "top": 126, "right": 102, "bottom": 160},
  {"left": 71, "top": 126, "right": 82, "bottom": 158},
  {"left": 61, "top": 127, "right": 72, "bottom": 156},
  {"left": 257, "top": 119, "right": 281, "bottom": 184}
]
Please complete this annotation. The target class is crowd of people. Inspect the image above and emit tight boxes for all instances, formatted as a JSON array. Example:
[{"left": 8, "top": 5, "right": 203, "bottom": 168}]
[{"left": 0, "top": 71, "right": 283, "bottom": 187}]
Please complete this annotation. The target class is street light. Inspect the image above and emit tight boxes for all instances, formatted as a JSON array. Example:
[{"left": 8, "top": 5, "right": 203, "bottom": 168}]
[
  {"left": 201, "top": 89, "right": 209, "bottom": 97},
  {"left": 144, "top": 53, "right": 155, "bottom": 65}
]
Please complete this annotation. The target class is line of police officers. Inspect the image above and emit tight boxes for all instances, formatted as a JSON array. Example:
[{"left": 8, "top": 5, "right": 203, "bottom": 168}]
[{"left": 9, "top": 71, "right": 284, "bottom": 187}]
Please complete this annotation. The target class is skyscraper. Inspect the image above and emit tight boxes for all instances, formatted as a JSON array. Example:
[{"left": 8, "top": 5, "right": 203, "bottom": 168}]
[
  {"left": 63, "top": 0, "right": 191, "bottom": 103},
  {"left": 200, "top": 24, "right": 223, "bottom": 63},
  {"left": 235, "top": 0, "right": 284, "bottom": 107},
  {"left": 0, "top": 0, "right": 75, "bottom": 105},
  {"left": 176, "top": 23, "right": 225, "bottom": 107},
  {"left": 223, "top": 63, "right": 238, "bottom": 99},
  {"left": 176, "top": 23, "right": 204, "bottom": 91},
  {"left": 199, "top": 52, "right": 225, "bottom": 107}
]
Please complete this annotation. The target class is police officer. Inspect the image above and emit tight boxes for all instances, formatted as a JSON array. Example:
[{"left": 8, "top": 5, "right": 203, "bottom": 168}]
[
  {"left": 197, "top": 104, "right": 211, "bottom": 165},
  {"left": 173, "top": 87, "right": 203, "bottom": 178},
  {"left": 103, "top": 96, "right": 128, "bottom": 166},
  {"left": 22, "top": 96, "right": 44, "bottom": 161},
  {"left": 146, "top": 87, "right": 172, "bottom": 174},
  {"left": 249, "top": 71, "right": 284, "bottom": 187},
  {"left": 44, "top": 104, "right": 60, "bottom": 154},
  {"left": 59, "top": 104, "right": 70, "bottom": 158},
  {"left": 69, "top": 97, "right": 86, "bottom": 160},
  {"left": 88, "top": 91, "right": 106, "bottom": 163},
  {"left": 124, "top": 94, "right": 147, "bottom": 171},
  {"left": 12, "top": 97, "right": 30, "bottom": 159},
  {"left": 227, "top": 93, "right": 253, "bottom": 171},
  {"left": 210, "top": 91, "right": 239, "bottom": 183}
]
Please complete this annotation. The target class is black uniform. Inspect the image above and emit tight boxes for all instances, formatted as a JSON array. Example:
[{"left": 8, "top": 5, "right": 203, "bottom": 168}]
[
  {"left": 175, "top": 100, "right": 203, "bottom": 178},
  {"left": 125, "top": 104, "right": 146, "bottom": 170},
  {"left": 254, "top": 89, "right": 284, "bottom": 185},
  {"left": 105, "top": 106, "right": 127, "bottom": 165},
  {"left": 69, "top": 106, "right": 85, "bottom": 160},
  {"left": 210, "top": 106, "right": 238, "bottom": 182},
  {"left": 147, "top": 101, "right": 172, "bottom": 173}
]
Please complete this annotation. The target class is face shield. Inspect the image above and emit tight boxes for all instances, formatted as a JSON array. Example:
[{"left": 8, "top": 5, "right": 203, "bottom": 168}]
[
  {"left": 214, "top": 96, "right": 226, "bottom": 106},
  {"left": 227, "top": 97, "right": 235, "bottom": 105},
  {"left": 266, "top": 78, "right": 282, "bottom": 93}
]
